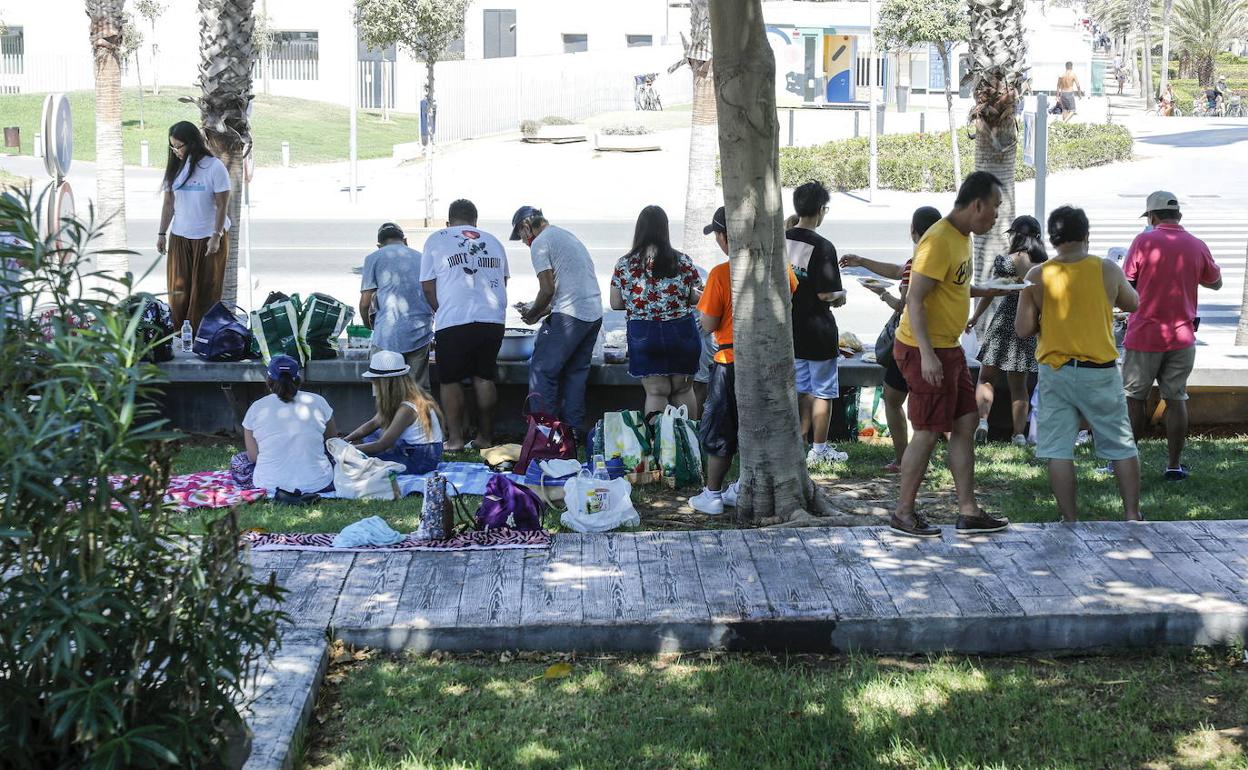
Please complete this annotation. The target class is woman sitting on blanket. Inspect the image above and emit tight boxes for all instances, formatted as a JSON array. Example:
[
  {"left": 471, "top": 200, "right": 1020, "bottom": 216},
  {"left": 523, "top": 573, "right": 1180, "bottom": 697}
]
[
  {"left": 343, "top": 350, "right": 445, "bottom": 475},
  {"left": 233, "top": 355, "right": 337, "bottom": 493}
]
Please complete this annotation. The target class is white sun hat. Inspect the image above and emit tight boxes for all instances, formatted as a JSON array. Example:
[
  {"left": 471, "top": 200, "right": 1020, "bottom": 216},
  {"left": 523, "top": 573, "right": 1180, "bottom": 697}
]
[{"left": 361, "top": 350, "right": 411, "bottom": 378}]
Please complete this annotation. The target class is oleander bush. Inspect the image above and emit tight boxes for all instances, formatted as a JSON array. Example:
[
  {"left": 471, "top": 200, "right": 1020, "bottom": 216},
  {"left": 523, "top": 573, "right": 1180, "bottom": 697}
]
[
  {"left": 0, "top": 188, "right": 284, "bottom": 768},
  {"left": 778, "top": 122, "right": 1134, "bottom": 192}
]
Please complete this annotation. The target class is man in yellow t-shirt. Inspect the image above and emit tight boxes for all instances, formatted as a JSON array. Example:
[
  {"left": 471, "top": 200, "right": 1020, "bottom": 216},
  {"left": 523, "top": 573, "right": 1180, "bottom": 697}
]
[{"left": 891, "top": 172, "right": 1011, "bottom": 538}]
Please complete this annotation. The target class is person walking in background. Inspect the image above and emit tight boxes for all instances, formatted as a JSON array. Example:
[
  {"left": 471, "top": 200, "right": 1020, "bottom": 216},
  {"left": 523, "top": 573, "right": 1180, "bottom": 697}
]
[
  {"left": 968, "top": 215, "right": 1048, "bottom": 446},
  {"left": 609, "top": 205, "right": 703, "bottom": 416},
  {"left": 1015, "top": 206, "right": 1142, "bottom": 521},
  {"left": 1056, "top": 61, "right": 1083, "bottom": 122},
  {"left": 512, "top": 206, "right": 604, "bottom": 436},
  {"left": 690, "top": 206, "right": 797, "bottom": 516},
  {"left": 359, "top": 222, "right": 434, "bottom": 388},
  {"left": 1121, "top": 191, "right": 1222, "bottom": 481},
  {"left": 237, "top": 355, "right": 337, "bottom": 495},
  {"left": 890, "top": 172, "right": 1011, "bottom": 538},
  {"left": 421, "top": 199, "right": 509, "bottom": 451},
  {"left": 840, "top": 205, "right": 943, "bottom": 472},
  {"left": 344, "top": 350, "right": 446, "bottom": 476},
  {"left": 786, "top": 181, "right": 849, "bottom": 467},
  {"left": 157, "top": 121, "right": 231, "bottom": 330}
]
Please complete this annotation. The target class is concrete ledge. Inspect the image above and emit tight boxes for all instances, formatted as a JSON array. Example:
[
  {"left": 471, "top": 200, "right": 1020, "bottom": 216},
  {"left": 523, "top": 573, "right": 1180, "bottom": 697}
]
[{"left": 239, "top": 629, "right": 328, "bottom": 770}]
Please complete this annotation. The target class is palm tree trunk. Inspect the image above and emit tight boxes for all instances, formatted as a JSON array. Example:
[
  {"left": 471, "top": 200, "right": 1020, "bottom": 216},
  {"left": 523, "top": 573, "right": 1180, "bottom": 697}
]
[
  {"left": 709, "top": 0, "right": 834, "bottom": 524},
  {"left": 682, "top": 0, "right": 720, "bottom": 270},
  {"left": 973, "top": 125, "right": 1016, "bottom": 281},
  {"left": 1237, "top": 240, "right": 1248, "bottom": 345},
  {"left": 423, "top": 58, "right": 436, "bottom": 227},
  {"left": 1141, "top": 19, "right": 1154, "bottom": 108},
  {"left": 1159, "top": 0, "right": 1173, "bottom": 93},
  {"left": 88, "top": 2, "right": 129, "bottom": 267},
  {"left": 940, "top": 47, "right": 962, "bottom": 186}
]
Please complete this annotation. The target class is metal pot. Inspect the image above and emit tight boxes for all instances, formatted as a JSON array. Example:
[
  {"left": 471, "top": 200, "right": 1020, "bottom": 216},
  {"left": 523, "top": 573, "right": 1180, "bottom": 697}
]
[{"left": 498, "top": 327, "right": 537, "bottom": 361}]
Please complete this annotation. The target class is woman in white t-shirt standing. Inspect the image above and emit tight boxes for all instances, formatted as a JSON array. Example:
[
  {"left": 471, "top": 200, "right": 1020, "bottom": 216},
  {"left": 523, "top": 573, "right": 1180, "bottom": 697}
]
[
  {"left": 235, "top": 355, "right": 338, "bottom": 495},
  {"left": 156, "top": 121, "right": 231, "bottom": 330}
]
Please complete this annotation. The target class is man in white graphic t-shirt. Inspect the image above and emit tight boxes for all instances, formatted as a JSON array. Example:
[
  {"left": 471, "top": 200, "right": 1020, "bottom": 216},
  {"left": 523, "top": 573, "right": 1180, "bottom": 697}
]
[{"left": 421, "top": 199, "right": 510, "bottom": 450}]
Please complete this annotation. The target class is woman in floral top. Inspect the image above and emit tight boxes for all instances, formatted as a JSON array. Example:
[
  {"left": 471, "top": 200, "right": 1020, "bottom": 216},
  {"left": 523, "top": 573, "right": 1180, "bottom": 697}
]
[{"left": 610, "top": 205, "right": 704, "bottom": 415}]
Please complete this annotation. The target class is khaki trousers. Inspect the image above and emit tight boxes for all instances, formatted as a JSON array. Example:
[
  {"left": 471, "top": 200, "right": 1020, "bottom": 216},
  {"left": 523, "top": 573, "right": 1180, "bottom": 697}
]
[{"left": 167, "top": 233, "right": 228, "bottom": 330}]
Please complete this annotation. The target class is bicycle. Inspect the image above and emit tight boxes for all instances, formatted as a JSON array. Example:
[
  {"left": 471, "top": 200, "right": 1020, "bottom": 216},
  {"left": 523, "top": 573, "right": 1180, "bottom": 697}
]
[
  {"left": 634, "top": 73, "right": 662, "bottom": 112},
  {"left": 1227, "top": 94, "right": 1246, "bottom": 118}
]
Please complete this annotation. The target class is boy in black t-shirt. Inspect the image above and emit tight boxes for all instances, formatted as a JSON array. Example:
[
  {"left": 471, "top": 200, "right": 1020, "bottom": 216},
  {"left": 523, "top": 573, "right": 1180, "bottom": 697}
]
[{"left": 785, "top": 181, "right": 848, "bottom": 467}]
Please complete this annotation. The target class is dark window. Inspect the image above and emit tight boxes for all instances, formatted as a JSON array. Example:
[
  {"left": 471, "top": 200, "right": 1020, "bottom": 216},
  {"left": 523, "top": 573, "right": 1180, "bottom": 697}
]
[
  {"left": 626, "top": 34, "right": 652, "bottom": 47},
  {"left": 483, "top": 9, "right": 516, "bottom": 59},
  {"left": 1, "top": 26, "right": 23, "bottom": 76},
  {"left": 270, "top": 30, "right": 318, "bottom": 81},
  {"left": 562, "top": 33, "right": 588, "bottom": 54}
]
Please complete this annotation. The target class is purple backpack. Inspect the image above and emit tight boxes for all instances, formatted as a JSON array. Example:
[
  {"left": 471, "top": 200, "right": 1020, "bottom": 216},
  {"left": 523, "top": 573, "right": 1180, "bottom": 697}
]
[{"left": 475, "top": 475, "right": 543, "bottom": 531}]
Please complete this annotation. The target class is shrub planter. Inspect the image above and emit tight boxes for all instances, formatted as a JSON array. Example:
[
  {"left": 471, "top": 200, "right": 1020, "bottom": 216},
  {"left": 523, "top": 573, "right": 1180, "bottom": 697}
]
[
  {"left": 523, "top": 124, "right": 589, "bottom": 143},
  {"left": 595, "top": 131, "right": 662, "bottom": 152}
]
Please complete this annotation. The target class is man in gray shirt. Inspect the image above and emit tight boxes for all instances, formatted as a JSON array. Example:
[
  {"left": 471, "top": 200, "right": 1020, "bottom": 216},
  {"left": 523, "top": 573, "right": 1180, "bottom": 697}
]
[
  {"left": 359, "top": 222, "right": 434, "bottom": 386},
  {"left": 512, "top": 205, "right": 603, "bottom": 435}
]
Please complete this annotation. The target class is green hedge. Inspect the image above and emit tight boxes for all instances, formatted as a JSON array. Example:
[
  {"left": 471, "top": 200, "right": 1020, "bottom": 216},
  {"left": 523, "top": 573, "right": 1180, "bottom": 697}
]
[{"left": 778, "top": 122, "right": 1134, "bottom": 193}]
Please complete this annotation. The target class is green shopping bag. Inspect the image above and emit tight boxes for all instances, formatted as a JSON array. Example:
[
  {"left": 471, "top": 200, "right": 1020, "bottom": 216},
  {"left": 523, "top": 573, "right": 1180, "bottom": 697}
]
[
  {"left": 603, "top": 409, "right": 652, "bottom": 473},
  {"left": 250, "top": 296, "right": 306, "bottom": 364},
  {"left": 301, "top": 293, "right": 354, "bottom": 360},
  {"left": 657, "top": 404, "right": 702, "bottom": 488}
]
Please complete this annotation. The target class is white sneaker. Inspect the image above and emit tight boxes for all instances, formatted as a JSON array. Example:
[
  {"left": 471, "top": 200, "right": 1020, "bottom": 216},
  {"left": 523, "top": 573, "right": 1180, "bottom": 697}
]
[
  {"left": 690, "top": 488, "right": 725, "bottom": 515},
  {"left": 1075, "top": 430, "right": 1092, "bottom": 447},
  {"left": 1011, "top": 434, "right": 1028, "bottom": 447},
  {"left": 975, "top": 420, "right": 990, "bottom": 444},
  {"left": 806, "top": 445, "right": 849, "bottom": 468},
  {"left": 722, "top": 481, "right": 740, "bottom": 507}
]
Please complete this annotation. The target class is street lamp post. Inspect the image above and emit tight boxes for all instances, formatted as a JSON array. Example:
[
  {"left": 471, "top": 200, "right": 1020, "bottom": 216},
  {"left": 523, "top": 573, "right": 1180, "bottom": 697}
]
[{"left": 868, "top": 0, "right": 878, "bottom": 201}]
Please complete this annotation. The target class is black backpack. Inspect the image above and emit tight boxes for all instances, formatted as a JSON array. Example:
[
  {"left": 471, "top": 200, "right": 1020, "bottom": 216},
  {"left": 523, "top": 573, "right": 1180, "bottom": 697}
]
[
  {"left": 194, "top": 302, "right": 253, "bottom": 362},
  {"left": 123, "top": 293, "right": 175, "bottom": 363}
]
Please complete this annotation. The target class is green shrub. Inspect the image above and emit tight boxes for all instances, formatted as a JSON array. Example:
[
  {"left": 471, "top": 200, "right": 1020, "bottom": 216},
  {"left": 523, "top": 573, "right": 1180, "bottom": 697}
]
[
  {"left": 519, "top": 115, "right": 579, "bottom": 136},
  {"left": 779, "top": 122, "right": 1133, "bottom": 193},
  {"left": 0, "top": 191, "right": 284, "bottom": 768}
]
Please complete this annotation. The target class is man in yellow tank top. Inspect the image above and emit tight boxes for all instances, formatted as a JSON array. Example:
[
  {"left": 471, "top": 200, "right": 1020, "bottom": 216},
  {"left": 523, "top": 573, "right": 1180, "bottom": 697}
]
[{"left": 1015, "top": 206, "right": 1143, "bottom": 522}]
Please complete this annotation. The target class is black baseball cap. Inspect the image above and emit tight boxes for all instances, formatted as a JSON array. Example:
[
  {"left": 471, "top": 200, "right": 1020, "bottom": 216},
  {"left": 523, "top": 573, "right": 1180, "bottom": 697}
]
[
  {"left": 377, "top": 222, "right": 405, "bottom": 242},
  {"left": 509, "top": 205, "right": 543, "bottom": 240},
  {"left": 702, "top": 206, "right": 727, "bottom": 235}
]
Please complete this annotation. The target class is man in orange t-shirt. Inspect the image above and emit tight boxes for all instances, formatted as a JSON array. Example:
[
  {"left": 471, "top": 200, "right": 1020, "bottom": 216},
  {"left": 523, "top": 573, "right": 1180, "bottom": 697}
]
[{"left": 690, "top": 206, "right": 798, "bottom": 516}]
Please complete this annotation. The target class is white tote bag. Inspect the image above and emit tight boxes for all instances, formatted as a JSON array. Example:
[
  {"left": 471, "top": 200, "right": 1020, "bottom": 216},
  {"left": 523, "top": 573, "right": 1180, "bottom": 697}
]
[{"left": 325, "top": 437, "right": 405, "bottom": 500}]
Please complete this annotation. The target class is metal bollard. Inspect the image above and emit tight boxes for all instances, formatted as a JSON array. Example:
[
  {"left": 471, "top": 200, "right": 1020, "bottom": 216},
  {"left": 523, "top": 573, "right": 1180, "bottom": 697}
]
[
  {"left": 281, "top": 141, "right": 290, "bottom": 167},
  {"left": 140, "top": 139, "right": 149, "bottom": 168},
  {"left": 920, "top": 112, "right": 926, "bottom": 133},
  {"left": 854, "top": 111, "right": 860, "bottom": 138}
]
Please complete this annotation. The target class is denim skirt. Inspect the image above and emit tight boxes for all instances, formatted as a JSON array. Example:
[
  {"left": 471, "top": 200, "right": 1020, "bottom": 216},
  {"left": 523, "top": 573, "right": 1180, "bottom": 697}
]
[{"left": 626, "top": 314, "right": 702, "bottom": 378}]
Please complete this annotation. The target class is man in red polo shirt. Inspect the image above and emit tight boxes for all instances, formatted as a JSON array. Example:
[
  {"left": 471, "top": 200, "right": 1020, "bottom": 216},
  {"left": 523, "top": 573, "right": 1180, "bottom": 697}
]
[{"left": 1122, "top": 191, "right": 1223, "bottom": 481}]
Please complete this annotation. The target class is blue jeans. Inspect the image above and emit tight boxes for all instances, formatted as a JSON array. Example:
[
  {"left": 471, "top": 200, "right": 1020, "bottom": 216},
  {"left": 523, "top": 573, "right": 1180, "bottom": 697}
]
[
  {"left": 365, "top": 430, "right": 444, "bottom": 475},
  {"left": 528, "top": 312, "right": 602, "bottom": 433}
]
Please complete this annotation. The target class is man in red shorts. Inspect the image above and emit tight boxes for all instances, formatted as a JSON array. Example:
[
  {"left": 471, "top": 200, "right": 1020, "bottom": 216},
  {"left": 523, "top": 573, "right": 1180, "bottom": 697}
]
[{"left": 891, "top": 172, "right": 1011, "bottom": 537}]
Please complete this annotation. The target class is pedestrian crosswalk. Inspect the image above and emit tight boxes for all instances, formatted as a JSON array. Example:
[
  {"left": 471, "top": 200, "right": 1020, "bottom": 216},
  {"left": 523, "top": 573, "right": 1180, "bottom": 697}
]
[{"left": 1087, "top": 217, "right": 1247, "bottom": 347}]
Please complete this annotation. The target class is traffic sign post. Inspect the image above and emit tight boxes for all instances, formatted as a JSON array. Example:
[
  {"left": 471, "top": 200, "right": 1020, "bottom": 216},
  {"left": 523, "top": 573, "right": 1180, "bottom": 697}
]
[{"left": 1026, "top": 94, "right": 1049, "bottom": 236}]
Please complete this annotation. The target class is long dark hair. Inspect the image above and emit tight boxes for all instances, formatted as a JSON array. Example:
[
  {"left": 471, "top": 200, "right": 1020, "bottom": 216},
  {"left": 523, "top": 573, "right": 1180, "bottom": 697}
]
[
  {"left": 625, "top": 205, "right": 681, "bottom": 280},
  {"left": 268, "top": 372, "right": 300, "bottom": 403},
  {"left": 163, "top": 121, "right": 213, "bottom": 191},
  {"left": 1007, "top": 215, "right": 1048, "bottom": 264}
]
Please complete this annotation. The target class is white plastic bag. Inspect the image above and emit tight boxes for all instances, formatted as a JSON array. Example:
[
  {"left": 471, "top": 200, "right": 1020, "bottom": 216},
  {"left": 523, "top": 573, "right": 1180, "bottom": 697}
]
[
  {"left": 559, "top": 475, "right": 639, "bottom": 533},
  {"left": 960, "top": 329, "right": 979, "bottom": 363},
  {"left": 325, "top": 437, "right": 405, "bottom": 500}
]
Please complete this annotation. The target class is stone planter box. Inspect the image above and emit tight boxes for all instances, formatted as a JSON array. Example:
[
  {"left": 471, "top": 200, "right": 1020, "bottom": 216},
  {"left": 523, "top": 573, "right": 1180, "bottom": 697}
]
[
  {"left": 522, "top": 124, "right": 589, "bottom": 143},
  {"left": 594, "top": 132, "right": 661, "bottom": 152}
]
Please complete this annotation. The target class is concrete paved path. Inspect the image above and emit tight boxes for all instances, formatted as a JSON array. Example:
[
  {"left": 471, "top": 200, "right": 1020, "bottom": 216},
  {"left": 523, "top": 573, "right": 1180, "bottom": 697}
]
[{"left": 237, "top": 520, "right": 1248, "bottom": 769}]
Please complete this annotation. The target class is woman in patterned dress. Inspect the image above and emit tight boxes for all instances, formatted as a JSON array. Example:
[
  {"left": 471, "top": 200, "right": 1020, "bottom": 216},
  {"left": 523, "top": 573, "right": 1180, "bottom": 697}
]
[
  {"left": 968, "top": 215, "right": 1048, "bottom": 445},
  {"left": 609, "top": 206, "right": 704, "bottom": 416}
]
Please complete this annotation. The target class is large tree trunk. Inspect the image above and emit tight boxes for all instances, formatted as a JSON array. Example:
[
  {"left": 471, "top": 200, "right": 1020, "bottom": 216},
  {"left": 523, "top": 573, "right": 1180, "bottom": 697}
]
[
  {"left": 88, "top": 1, "right": 129, "bottom": 268},
  {"left": 1237, "top": 240, "right": 1248, "bottom": 345},
  {"left": 423, "top": 59, "right": 436, "bottom": 227},
  {"left": 940, "top": 47, "right": 962, "bottom": 188},
  {"left": 973, "top": 125, "right": 1016, "bottom": 281},
  {"left": 682, "top": 0, "right": 720, "bottom": 270},
  {"left": 1197, "top": 55, "right": 1214, "bottom": 86},
  {"left": 197, "top": 0, "right": 255, "bottom": 307},
  {"left": 709, "top": 0, "right": 829, "bottom": 524}
]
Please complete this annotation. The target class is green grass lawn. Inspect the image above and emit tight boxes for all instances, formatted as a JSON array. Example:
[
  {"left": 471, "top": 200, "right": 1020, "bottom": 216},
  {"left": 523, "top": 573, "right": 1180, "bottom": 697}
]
[
  {"left": 174, "top": 435, "right": 1247, "bottom": 535},
  {"left": 302, "top": 648, "right": 1248, "bottom": 770},
  {"left": 0, "top": 167, "right": 28, "bottom": 190},
  {"left": 0, "top": 87, "right": 422, "bottom": 167}
]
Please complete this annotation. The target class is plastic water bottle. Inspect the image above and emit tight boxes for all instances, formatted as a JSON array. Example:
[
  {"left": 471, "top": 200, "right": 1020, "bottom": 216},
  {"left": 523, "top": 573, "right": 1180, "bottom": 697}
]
[
  {"left": 180, "top": 320, "right": 193, "bottom": 353},
  {"left": 587, "top": 455, "right": 612, "bottom": 514}
]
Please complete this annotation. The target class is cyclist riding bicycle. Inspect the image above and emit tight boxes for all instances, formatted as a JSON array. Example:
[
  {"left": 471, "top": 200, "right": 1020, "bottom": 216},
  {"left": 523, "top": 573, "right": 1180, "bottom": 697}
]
[{"left": 1204, "top": 78, "right": 1228, "bottom": 115}]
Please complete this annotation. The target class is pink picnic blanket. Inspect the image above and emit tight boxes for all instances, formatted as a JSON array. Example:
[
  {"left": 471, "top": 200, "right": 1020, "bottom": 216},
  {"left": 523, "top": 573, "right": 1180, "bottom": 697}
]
[
  {"left": 103, "top": 471, "right": 267, "bottom": 512},
  {"left": 243, "top": 528, "right": 552, "bottom": 552}
]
